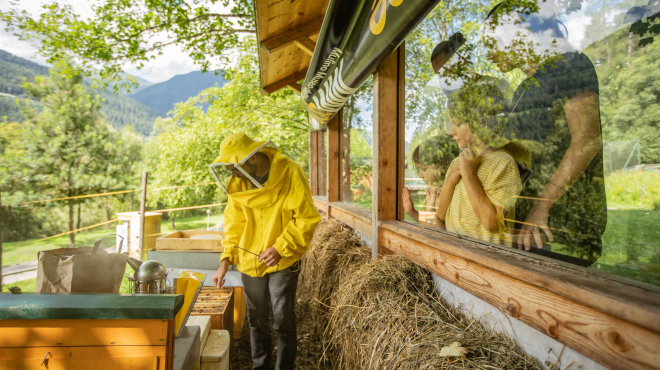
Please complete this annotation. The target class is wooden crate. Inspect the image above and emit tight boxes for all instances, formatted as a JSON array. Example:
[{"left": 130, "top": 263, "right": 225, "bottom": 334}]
[
  {"left": 191, "top": 287, "right": 234, "bottom": 336},
  {"left": 156, "top": 230, "right": 225, "bottom": 251}
]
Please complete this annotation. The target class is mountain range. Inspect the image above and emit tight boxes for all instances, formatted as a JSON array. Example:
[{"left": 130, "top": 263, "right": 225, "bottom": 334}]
[{"left": 0, "top": 49, "right": 226, "bottom": 135}]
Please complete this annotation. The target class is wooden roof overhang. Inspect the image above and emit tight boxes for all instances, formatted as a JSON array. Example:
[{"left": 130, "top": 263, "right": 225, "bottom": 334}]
[{"left": 254, "top": 0, "right": 331, "bottom": 95}]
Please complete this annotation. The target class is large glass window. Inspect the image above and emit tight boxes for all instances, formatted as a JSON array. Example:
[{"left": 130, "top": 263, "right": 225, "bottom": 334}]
[
  {"left": 402, "top": 0, "right": 660, "bottom": 286},
  {"left": 340, "top": 77, "right": 374, "bottom": 210}
]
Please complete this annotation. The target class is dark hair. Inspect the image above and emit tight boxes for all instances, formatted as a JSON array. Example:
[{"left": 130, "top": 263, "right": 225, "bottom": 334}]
[
  {"left": 430, "top": 32, "right": 466, "bottom": 73},
  {"left": 486, "top": 1, "right": 567, "bottom": 39}
]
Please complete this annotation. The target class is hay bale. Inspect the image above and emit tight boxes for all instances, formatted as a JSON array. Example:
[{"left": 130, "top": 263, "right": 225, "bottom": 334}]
[
  {"left": 324, "top": 256, "right": 540, "bottom": 370},
  {"left": 297, "top": 219, "right": 371, "bottom": 337}
]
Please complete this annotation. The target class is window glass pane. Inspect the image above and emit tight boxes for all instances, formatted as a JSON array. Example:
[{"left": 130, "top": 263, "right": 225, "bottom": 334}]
[
  {"left": 403, "top": 0, "right": 660, "bottom": 286},
  {"left": 340, "top": 77, "right": 374, "bottom": 210}
]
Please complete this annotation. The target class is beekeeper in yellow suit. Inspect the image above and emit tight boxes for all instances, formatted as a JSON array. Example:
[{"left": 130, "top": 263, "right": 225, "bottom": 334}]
[{"left": 210, "top": 133, "right": 321, "bottom": 370}]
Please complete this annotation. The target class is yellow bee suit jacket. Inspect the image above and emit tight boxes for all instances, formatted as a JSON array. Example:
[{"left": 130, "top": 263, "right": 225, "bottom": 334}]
[{"left": 219, "top": 148, "right": 321, "bottom": 277}]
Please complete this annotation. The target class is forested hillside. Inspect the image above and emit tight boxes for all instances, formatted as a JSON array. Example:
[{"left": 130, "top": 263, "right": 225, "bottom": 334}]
[
  {"left": 129, "top": 70, "right": 226, "bottom": 116},
  {"left": 583, "top": 19, "right": 660, "bottom": 164},
  {"left": 0, "top": 49, "right": 160, "bottom": 135}
]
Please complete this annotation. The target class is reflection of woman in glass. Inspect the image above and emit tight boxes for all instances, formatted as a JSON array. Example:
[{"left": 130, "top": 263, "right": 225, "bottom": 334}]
[
  {"left": 484, "top": 1, "right": 606, "bottom": 262},
  {"left": 433, "top": 78, "right": 523, "bottom": 247}
]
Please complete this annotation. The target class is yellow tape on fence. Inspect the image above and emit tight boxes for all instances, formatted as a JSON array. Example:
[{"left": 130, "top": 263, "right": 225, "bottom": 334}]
[
  {"left": 12, "top": 219, "right": 119, "bottom": 248},
  {"left": 15, "top": 182, "right": 218, "bottom": 206},
  {"left": 18, "top": 190, "right": 137, "bottom": 205},
  {"left": 152, "top": 203, "right": 227, "bottom": 213}
]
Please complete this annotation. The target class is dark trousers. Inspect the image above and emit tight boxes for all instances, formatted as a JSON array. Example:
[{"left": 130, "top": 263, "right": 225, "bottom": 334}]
[{"left": 241, "top": 261, "right": 300, "bottom": 370}]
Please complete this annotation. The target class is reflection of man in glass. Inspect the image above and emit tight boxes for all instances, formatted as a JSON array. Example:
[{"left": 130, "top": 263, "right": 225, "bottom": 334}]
[
  {"left": 484, "top": 1, "right": 606, "bottom": 263},
  {"left": 433, "top": 77, "right": 523, "bottom": 247}
]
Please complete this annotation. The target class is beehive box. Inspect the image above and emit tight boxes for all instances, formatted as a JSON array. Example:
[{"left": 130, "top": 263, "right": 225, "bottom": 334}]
[
  {"left": 191, "top": 287, "right": 234, "bottom": 337},
  {"left": 156, "top": 230, "right": 225, "bottom": 251}
]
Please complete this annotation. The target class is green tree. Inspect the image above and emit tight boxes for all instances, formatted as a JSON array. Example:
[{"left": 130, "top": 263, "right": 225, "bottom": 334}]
[
  {"left": 2, "top": 61, "right": 141, "bottom": 246},
  {"left": 151, "top": 39, "right": 309, "bottom": 225},
  {"left": 0, "top": 0, "right": 255, "bottom": 91}
]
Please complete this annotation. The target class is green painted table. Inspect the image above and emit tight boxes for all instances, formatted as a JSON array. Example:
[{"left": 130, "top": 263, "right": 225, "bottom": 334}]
[{"left": 0, "top": 293, "right": 184, "bottom": 320}]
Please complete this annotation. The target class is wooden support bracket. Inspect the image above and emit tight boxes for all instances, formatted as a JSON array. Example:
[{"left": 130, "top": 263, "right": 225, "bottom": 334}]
[
  {"left": 261, "top": 68, "right": 308, "bottom": 95},
  {"left": 287, "top": 83, "right": 302, "bottom": 93},
  {"left": 260, "top": 17, "right": 324, "bottom": 54},
  {"left": 293, "top": 37, "right": 316, "bottom": 56}
]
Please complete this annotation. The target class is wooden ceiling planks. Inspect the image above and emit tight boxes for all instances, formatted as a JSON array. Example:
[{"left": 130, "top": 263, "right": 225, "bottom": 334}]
[{"left": 255, "top": 0, "right": 330, "bottom": 95}]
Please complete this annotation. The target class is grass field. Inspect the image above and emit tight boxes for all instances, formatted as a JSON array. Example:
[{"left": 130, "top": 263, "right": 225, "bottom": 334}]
[
  {"left": 4, "top": 213, "right": 224, "bottom": 293},
  {"left": 2, "top": 213, "right": 225, "bottom": 267}
]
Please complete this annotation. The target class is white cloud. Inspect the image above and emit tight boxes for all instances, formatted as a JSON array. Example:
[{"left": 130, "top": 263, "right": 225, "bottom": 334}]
[
  {"left": 0, "top": 0, "right": 236, "bottom": 83},
  {"left": 563, "top": 7, "right": 591, "bottom": 51}
]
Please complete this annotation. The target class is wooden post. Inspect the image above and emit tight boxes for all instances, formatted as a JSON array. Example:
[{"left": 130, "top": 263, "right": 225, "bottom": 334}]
[
  {"left": 310, "top": 128, "right": 319, "bottom": 195},
  {"left": 0, "top": 190, "right": 3, "bottom": 290},
  {"left": 327, "top": 113, "right": 340, "bottom": 203},
  {"left": 138, "top": 172, "right": 148, "bottom": 261},
  {"left": 318, "top": 128, "right": 327, "bottom": 196},
  {"left": 372, "top": 44, "right": 404, "bottom": 259},
  {"left": 397, "top": 43, "right": 406, "bottom": 221}
]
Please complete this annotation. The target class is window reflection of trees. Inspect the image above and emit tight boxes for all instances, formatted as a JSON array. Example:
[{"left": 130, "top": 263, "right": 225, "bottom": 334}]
[
  {"left": 341, "top": 78, "right": 374, "bottom": 209},
  {"left": 404, "top": 0, "right": 660, "bottom": 281}
]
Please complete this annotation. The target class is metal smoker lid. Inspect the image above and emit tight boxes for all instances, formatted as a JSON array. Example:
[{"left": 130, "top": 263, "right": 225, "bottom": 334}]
[{"left": 135, "top": 260, "right": 168, "bottom": 281}]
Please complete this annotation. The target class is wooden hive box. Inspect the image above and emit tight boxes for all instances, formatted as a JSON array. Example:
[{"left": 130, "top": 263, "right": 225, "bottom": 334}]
[
  {"left": 191, "top": 287, "right": 234, "bottom": 337},
  {"left": 156, "top": 230, "right": 225, "bottom": 251}
]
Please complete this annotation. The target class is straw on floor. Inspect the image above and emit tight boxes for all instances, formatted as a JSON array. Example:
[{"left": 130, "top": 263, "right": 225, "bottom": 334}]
[{"left": 297, "top": 219, "right": 541, "bottom": 370}]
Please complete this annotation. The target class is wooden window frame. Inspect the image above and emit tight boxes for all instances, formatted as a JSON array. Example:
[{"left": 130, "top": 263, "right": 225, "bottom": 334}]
[{"left": 310, "top": 43, "right": 660, "bottom": 370}]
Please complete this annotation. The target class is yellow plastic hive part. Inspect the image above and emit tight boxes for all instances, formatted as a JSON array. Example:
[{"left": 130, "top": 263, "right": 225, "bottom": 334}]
[{"left": 175, "top": 270, "right": 207, "bottom": 336}]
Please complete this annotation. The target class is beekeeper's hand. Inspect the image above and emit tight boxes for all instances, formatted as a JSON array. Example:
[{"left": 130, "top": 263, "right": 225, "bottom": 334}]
[
  {"left": 212, "top": 258, "right": 230, "bottom": 288},
  {"left": 258, "top": 247, "right": 282, "bottom": 267}
]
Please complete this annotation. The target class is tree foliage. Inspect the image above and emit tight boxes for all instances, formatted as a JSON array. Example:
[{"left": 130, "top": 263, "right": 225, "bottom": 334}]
[
  {"left": 0, "top": 61, "right": 142, "bottom": 244},
  {"left": 0, "top": 0, "right": 255, "bottom": 91},
  {"left": 151, "top": 39, "right": 309, "bottom": 218}
]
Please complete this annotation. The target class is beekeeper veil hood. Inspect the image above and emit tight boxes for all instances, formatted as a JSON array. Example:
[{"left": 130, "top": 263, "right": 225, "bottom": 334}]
[{"left": 209, "top": 133, "right": 279, "bottom": 193}]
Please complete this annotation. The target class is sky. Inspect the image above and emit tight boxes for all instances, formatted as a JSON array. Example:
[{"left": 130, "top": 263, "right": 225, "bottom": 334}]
[{"left": 0, "top": 0, "right": 230, "bottom": 83}]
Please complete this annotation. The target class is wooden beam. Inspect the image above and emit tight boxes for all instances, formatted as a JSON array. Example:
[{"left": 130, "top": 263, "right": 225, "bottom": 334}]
[
  {"left": 262, "top": 68, "right": 308, "bottom": 95},
  {"left": 379, "top": 226, "right": 660, "bottom": 370},
  {"left": 260, "top": 17, "right": 324, "bottom": 54},
  {"left": 327, "top": 113, "right": 340, "bottom": 202},
  {"left": 287, "top": 82, "right": 302, "bottom": 93},
  {"left": 317, "top": 128, "right": 326, "bottom": 195},
  {"left": 312, "top": 197, "right": 328, "bottom": 215},
  {"left": 329, "top": 203, "right": 372, "bottom": 238},
  {"left": 294, "top": 37, "right": 316, "bottom": 56},
  {"left": 397, "top": 43, "right": 406, "bottom": 221},
  {"left": 372, "top": 46, "right": 401, "bottom": 258},
  {"left": 310, "top": 129, "right": 319, "bottom": 196},
  {"left": 378, "top": 220, "right": 660, "bottom": 334}
]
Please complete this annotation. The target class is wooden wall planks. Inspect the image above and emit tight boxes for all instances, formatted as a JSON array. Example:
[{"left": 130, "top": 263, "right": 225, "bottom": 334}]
[
  {"left": 255, "top": 0, "right": 329, "bottom": 92},
  {"left": 380, "top": 227, "right": 660, "bottom": 370}
]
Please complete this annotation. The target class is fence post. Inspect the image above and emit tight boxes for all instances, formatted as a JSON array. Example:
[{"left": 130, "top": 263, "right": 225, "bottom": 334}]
[
  {"left": 0, "top": 190, "right": 3, "bottom": 290},
  {"left": 139, "top": 172, "right": 148, "bottom": 261}
]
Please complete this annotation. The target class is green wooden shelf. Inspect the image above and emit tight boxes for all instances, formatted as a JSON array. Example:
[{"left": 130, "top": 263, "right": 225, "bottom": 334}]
[{"left": 0, "top": 293, "right": 185, "bottom": 320}]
